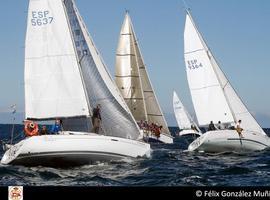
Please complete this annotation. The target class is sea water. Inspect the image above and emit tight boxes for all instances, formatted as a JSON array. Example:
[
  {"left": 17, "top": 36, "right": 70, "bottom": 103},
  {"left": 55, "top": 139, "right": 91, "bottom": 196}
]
[{"left": 0, "top": 124, "right": 270, "bottom": 186}]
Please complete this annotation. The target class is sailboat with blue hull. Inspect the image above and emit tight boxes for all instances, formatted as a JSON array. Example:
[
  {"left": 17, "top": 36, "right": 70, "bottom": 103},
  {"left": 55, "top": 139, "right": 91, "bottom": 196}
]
[{"left": 1, "top": 0, "right": 150, "bottom": 167}]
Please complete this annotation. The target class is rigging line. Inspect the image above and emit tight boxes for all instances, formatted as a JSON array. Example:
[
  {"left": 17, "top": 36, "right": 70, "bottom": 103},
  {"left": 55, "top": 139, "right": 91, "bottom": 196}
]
[
  {"left": 239, "top": 134, "right": 243, "bottom": 147},
  {"left": 182, "top": 0, "right": 190, "bottom": 12},
  {"left": 129, "top": 20, "right": 148, "bottom": 121},
  {"left": 222, "top": 81, "right": 229, "bottom": 90},
  {"left": 63, "top": 0, "right": 92, "bottom": 118}
]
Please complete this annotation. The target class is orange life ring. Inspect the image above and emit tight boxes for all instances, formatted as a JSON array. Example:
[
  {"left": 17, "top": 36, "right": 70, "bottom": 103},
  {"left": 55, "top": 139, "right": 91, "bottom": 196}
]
[{"left": 24, "top": 121, "right": 39, "bottom": 137}]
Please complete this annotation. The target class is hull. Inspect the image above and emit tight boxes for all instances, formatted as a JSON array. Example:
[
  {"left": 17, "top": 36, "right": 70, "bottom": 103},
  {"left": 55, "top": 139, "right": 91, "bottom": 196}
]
[
  {"left": 143, "top": 132, "right": 174, "bottom": 144},
  {"left": 179, "top": 129, "right": 202, "bottom": 137},
  {"left": 188, "top": 130, "right": 270, "bottom": 153},
  {"left": 1, "top": 132, "right": 151, "bottom": 167}
]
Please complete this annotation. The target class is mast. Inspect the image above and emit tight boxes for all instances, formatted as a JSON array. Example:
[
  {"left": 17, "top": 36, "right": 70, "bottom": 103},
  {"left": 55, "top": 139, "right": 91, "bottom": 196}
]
[
  {"left": 129, "top": 14, "right": 171, "bottom": 134},
  {"left": 62, "top": 0, "right": 92, "bottom": 119},
  {"left": 127, "top": 12, "right": 148, "bottom": 122}
]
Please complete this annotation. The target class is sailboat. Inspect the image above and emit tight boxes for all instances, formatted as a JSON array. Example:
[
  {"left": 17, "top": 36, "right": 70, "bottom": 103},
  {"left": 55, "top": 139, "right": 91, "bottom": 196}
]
[
  {"left": 173, "top": 91, "right": 201, "bottom": 137},
  {"left": 115, "top": 13, "right": 173, "bottom": 144},
  {"left": 1, "top": 0, "right": 151, "bottom": 167},
  {"left": 183, "top": 10, "right": 270, "bottom": 153}
]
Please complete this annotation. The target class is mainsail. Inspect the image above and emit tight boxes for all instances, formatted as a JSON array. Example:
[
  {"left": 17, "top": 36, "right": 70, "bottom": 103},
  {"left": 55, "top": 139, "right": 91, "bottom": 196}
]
[
  {"left": 25, "top": 0, "right": 141, "bottom": 140},
  {"left": 184, "top": 11, "right": 265, "bottom": 135},
  {"left": 115, "top": 13, "right": 170, "bottom": 135},
  {"left": 115, "top": 14, "right": 147, "bottom": 121},
  {"left": 25, "top": 0, "right": 89, "bottom": 120},
  {"left": 173, "top": 91, "right": 198, "bottom": 130}
]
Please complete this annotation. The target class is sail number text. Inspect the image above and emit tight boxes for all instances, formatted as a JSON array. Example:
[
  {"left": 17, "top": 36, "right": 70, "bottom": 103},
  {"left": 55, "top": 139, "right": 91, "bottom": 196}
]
[
  {"left": 31, "top": 11, "right": 53, "bottom": 26},
  {"left": 187, "top": 59, "right": 203, "bottom": 70}
]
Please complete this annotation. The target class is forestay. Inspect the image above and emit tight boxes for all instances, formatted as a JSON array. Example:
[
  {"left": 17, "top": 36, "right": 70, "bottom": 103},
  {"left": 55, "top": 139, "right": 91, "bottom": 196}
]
[{"left": 209, "top": 41, "right": 265, "bottom": 135}]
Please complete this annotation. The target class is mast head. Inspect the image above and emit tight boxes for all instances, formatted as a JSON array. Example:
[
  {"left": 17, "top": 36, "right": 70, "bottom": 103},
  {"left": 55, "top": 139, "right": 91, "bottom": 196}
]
[
  {"left": 125, "top": 9, "right": 130, "bottom": 15},
  {"left": 124, "top": 9, "right": 131, "bottom": 22},
  {"left": 181, "top": 0, "right": 191, "bottom": 15}
]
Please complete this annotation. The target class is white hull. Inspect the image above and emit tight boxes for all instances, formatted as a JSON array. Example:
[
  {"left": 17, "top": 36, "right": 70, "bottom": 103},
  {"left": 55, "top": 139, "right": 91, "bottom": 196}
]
[
  {"left": 1, "top": 132, "right": 151, "bottom": 167},
  {"left": 143, "top": 131, "right": 174, "bottom": 144},
  {"left": 188, "top": 130, "right": 270, "bottom": 153},
  {"left": 179, "top": 129, "right": 202, "bottom": 137}
]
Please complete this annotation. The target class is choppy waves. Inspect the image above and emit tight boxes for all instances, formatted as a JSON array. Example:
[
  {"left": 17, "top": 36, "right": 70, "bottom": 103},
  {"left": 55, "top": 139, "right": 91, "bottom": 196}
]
[{"left": 0, "top": 126, "right": 270, "bottom": 186}]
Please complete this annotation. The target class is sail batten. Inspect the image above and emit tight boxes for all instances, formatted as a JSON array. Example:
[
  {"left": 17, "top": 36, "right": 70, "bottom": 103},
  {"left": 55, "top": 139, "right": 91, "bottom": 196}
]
[
  {"left": 184, "top": 11, "right": 265, "bottom": 135},
  {"left": 115, "top": 13, "right": 171, "bottom": 135},
  {"left": 129, "top": 14, "right": 171, "bottom": 135},
  {"left": 25, "top": 0, "right": 141, "bottom": 139},
  {"left": 115, "top": 13, "right": 148, "bottom": 122}
]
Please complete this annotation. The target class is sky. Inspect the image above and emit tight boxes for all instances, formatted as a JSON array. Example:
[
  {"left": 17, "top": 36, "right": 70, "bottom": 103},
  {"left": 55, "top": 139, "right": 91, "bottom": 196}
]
[{"left": 0, "top": 0, "right": 269, "bottom": 127}]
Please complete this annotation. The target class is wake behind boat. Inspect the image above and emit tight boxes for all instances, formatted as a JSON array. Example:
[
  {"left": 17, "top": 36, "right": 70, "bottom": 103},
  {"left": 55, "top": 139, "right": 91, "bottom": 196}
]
[
  {"left": 183, "top": 10, "right": 270, "bottom": 153},
  {"left": 1, "top": 0, "right": 150, "bottom": 167},
  {"left": 115, "top": 12, "right": 173, "bottom": 144}
]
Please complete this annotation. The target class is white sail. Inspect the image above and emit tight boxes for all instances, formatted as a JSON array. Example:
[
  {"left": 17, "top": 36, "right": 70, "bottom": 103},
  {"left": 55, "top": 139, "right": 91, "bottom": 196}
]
[
  {"left": 173, "top": 91, "right": 193, "bottom": 130},
  {"left": 64, "top": 1, "right": 140, "bottom": 139},
  {"left": 184, "top": 13, "right": 234, "bottom": 126},
  {"left": 25, "top": 0, "right": 89, "bottom": 120},
  {"left": 115, "top": 14, "right": 147, "bottom": 121},
  {"left": 210, "top": 48, "right": 266, "bottom": 135},
  {"left": 184, "top": 12, "right": 265, "bottom": 135},
  {"left": 115, "top": 13, "right": 170, "bottom": 135}
]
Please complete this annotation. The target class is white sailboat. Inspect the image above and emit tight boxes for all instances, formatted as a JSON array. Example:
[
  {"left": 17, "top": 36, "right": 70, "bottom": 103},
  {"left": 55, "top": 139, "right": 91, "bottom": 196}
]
[
  {"left": 115, "top": 13, "right": 173, "bottom": 144},
  {"left": 1, "top": 0, "right": 150, "bottom": 167},
  {"left": 184, "top": 10, "right": 270, "bottom": 153},
  {"left": 173, "top": 91, "right": 201, "bottom": 137}
]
